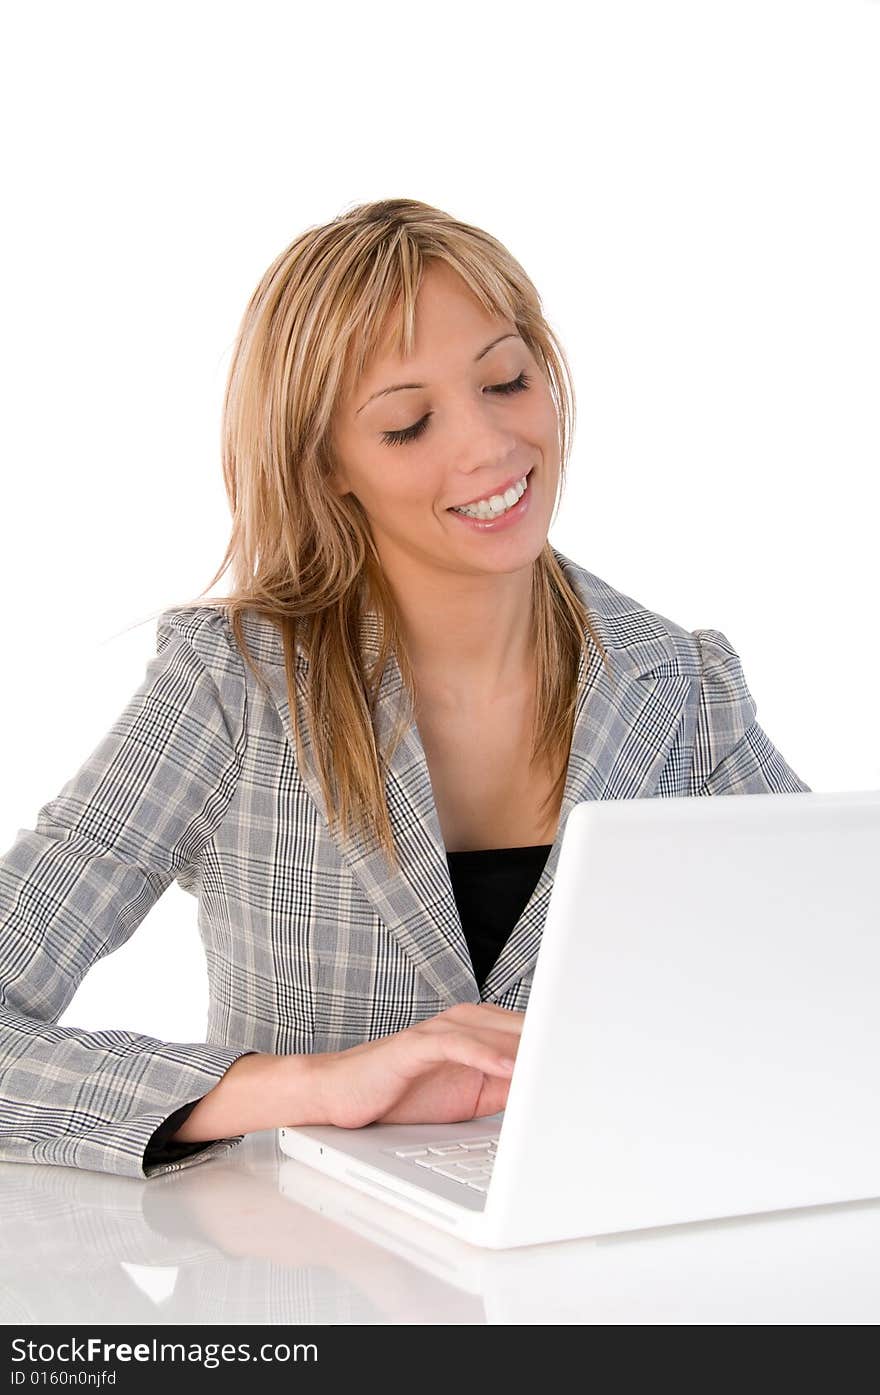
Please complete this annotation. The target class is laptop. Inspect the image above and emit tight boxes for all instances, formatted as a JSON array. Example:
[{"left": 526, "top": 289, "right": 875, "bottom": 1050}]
[{"left": 278, "top": 789, "right": 880, "bottom": 1250}]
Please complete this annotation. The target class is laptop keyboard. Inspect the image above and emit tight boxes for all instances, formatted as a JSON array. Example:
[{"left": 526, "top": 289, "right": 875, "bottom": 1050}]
[{"left": 389, "top": 1135, "right": 499, "bottom": 1192}]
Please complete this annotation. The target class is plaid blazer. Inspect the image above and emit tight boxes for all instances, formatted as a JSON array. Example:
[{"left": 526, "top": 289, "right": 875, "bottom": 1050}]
[{"left": 0, "top": 549, "right": 811, "bottom": 1180}]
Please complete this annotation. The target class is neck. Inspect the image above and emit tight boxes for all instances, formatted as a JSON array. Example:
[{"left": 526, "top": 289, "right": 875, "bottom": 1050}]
[{"left": 379, "top": 557, "right": 537, "bottom": 707}]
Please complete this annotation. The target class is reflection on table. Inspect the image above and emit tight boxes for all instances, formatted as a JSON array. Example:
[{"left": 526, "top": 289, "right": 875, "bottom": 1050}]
[{"left": 3, "top": 1129, "right": 880, "bottom": 1324}]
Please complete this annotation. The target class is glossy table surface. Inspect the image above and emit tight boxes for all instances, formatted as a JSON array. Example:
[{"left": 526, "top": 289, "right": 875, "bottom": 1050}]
[{"left": 3, "top": 1129, "right": 880, "bottom": 1325}]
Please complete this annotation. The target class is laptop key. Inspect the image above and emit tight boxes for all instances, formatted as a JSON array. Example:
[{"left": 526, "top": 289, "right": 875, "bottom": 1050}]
[{"left": 431, "top": 1163, "right": 478, "bottom": 1180}]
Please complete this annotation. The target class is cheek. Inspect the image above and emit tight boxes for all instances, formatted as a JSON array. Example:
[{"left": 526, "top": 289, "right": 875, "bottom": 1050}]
[
  {"left": 359, "top": 454, "right": 436, "bottom": 514},
  {"left": 535, "top": 389, "right": 560, "bottom": 438},
  {"left": 379, "top": 458, "right": 422, "bottom": 505}
]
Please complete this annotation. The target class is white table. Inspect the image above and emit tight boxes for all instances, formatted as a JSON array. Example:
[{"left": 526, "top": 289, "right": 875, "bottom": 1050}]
[{"left": 2, "top": 1129, "right": 880, "bottom": 1325}]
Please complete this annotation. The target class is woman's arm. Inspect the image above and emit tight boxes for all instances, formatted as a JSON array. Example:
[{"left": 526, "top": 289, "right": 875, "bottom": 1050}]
[
  {"left": 0, "top": 606, "right": 252, "bottom": 1180},
  {"left": 165, "top": 1051, "right": 325, "bottom": 1143}
]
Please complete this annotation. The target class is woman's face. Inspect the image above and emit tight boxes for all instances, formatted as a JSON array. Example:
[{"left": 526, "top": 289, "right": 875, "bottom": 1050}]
[{"left": 329, "top": 260, "right": 561, "bottom": 580}]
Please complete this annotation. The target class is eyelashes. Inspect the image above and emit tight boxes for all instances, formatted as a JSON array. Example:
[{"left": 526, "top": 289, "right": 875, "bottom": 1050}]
[{"left": 380, "top": 371, "right": 532, "bottom": 447}]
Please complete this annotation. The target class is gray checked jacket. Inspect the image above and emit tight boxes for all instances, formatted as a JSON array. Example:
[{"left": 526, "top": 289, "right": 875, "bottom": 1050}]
[{"left": 0, "top": 549, "right": 811, "bottom": 1180}]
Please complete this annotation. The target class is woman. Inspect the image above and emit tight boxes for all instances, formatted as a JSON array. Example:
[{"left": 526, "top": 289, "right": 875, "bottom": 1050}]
[{"left": 0, "top": 198, "right": 810, "bottom": 1180}]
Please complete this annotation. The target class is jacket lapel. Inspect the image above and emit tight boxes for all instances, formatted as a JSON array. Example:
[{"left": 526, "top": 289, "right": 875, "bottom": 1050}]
[
  {"left": 260, "top": 555, "right": 692, "bottom": 1006},
  {"left": 481, "top": 631, "right": 692, "bottom": 999}
]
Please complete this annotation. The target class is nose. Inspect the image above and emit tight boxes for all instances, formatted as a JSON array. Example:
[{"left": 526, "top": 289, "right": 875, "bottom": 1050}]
[{"left": 448, "top": 397, "right": 520, "bottom": 477}]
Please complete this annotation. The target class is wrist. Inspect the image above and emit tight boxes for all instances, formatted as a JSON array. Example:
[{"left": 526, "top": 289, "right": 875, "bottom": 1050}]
[
  {"left": 278, "top": 1050, "right": 334, "bottom": 1128},
  {"left": 168, "top": 1050, "right": 328, "bottom": 1143},
  {"left": 227, "top": 1050, "right": 334, "bottom": 1130}
]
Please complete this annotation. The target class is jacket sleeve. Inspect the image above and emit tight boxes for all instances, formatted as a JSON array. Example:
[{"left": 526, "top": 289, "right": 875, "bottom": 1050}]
[
  {"left": 142, "top": 1097, "right": 204, "bottom": 1168},
  {"left": 0, "top": 606, "right": 258, "bottom": 1180},
  {"left": 690, "top": 628, "right": 811, "bottom": 796}
]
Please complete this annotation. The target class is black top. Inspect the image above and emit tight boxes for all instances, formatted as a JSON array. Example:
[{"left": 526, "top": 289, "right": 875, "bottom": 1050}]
[
  {"left": 143, "top": 843, "right": 553, "bottom": 1168},
  {"left": 445, "top": 842, "right": 553, "bottom": 990}
]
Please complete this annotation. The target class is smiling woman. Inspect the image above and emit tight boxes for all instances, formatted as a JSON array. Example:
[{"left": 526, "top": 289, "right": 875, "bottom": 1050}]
[
  {"left": 0, "top": 196, "right": 810, "bottom": 1181},
  {"left": 200, "top": 200, "right": 607, "bottom": 872}
]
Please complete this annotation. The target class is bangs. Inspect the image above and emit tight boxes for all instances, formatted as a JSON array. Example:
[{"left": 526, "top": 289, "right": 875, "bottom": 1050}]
[{"left": 339, "top": 243, "right": 522, "bottom": 402}]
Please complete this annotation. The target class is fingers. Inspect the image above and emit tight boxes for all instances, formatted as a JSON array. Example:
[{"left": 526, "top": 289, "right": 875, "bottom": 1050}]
[
  {"left": 400, "top": 1003, "right": 524, "bottom": 1074},
  {"left": 405, "top": 1023, "right": 521, "bottom": 1077},
  {"left": 439, "top": 1002, "right": 526, "bottom": 1032}
]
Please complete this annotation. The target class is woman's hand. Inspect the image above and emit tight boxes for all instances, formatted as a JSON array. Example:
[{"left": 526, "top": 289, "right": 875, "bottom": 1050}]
[{"left": 307, "top": 1002, "right": 524, "bottom": 1128}]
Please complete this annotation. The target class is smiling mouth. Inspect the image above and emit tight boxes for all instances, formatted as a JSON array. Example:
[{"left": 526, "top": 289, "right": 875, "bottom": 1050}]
[{"left": 447, "top": 467, "right": 534, "bottom": 515}]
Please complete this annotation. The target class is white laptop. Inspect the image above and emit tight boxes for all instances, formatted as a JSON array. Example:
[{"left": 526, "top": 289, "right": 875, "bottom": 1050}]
[{"left": 278, "top": 789, "right": 880, "bottom": 1250}]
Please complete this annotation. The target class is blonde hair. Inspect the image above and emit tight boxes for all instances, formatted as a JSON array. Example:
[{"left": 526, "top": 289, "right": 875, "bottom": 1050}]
[{"left": 175, "top": 197, "right": 610, "bottom": 872}]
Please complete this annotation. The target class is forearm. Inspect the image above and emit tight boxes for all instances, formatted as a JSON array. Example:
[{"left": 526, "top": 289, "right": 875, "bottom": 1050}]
[{"left": 168, "top": 1051, "right": 328, "bottom": 1143}]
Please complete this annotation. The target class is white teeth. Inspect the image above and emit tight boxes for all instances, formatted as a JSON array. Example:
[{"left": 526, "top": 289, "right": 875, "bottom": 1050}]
[{"left": 452, "top": 473, "right": 529, "bottom": 519}]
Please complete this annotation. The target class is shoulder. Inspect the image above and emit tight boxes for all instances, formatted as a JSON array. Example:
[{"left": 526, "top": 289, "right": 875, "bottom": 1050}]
[
  {"left": 551, "top": 547, "right": 731, "bottom": 683},
  {"left": 153, "top": 602, "right": 246, "bottom": 671},
  {"left": 552, "top": 550, "right": 763, "bottom": 768},
  {"left": 152, "top": 604, "right": 252, "bottom": 732}
]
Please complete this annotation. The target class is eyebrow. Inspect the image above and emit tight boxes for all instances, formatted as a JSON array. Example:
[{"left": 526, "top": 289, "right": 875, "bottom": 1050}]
[{"left": 355, "top": 333, "right": 521, "bottom": 414}]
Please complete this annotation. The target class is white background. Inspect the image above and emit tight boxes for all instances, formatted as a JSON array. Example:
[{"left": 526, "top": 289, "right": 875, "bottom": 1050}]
[{"left": 1, "top": 0, "right": 877, "bottom": 1045}]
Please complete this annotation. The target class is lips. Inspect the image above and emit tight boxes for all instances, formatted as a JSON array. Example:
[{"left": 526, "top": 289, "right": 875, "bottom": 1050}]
[{"left": 448, "top": 467, "right": 532, "bottom": 510}]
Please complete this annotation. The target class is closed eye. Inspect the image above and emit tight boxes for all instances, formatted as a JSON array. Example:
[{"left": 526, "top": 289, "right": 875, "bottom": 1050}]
[{"left": 380, "top": 371, "right": 532, "bottom": 447}]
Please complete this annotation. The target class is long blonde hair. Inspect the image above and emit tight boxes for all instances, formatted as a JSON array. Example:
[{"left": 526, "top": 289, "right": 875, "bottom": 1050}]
[{"left": 175, "top": 197, "right": 610, "bottom": 872}]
